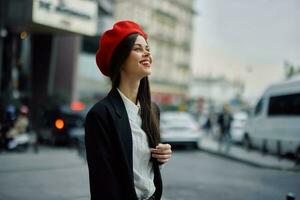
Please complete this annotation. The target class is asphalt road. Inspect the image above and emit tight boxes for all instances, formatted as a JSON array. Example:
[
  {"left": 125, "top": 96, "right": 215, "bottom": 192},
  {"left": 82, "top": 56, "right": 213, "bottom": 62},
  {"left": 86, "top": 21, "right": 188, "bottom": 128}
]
[
  {"left": 0, "top": 147, "right": 299, "bottom": 200},
  {"left": 162, "top": 148, "right": 300, "bottom": 200}
]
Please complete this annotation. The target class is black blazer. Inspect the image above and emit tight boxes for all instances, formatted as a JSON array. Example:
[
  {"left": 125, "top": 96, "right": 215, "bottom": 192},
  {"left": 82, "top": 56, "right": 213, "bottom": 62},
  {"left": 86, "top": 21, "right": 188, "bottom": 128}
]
[{"left": 85, "top": 88, "right": 162, "bottom": 200}]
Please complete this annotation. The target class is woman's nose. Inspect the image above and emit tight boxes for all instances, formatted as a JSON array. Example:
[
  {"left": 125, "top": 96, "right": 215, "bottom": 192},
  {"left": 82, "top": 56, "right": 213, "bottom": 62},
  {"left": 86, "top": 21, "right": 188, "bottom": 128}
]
[{"left": 143, "top": 51, "right": 150, "bottom": 57}]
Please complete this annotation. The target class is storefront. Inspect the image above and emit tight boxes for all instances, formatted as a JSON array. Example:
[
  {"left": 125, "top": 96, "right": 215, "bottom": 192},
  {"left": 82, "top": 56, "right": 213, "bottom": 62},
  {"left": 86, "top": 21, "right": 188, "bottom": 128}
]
[{"left": 0, "top": 0, "right": 98, "bottom": 127}]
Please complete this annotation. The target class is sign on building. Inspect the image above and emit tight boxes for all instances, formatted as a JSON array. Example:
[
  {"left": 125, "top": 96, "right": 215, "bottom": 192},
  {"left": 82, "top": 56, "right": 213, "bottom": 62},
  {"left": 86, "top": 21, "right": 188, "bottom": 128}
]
[{"left": 32, "top": 0, "right": 98, "bottom": 36}]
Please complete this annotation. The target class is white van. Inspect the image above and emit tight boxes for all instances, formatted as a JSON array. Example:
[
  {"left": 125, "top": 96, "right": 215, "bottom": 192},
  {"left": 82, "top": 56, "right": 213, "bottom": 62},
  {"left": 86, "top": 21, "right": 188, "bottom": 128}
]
[{"left": 244, "top": 76, "right": 300, "bottom": 162}]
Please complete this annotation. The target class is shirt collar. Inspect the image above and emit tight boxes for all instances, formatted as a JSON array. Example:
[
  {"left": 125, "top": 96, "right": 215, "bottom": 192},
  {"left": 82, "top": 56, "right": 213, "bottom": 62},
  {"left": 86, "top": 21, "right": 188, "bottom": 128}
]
[{"left": 117, "top": 88, "right": 140, "bottom": 117}]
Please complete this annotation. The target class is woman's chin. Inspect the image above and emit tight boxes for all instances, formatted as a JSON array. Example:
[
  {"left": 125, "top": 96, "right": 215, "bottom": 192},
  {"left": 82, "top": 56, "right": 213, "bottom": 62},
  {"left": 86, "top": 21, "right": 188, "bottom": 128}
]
[
  {"left": 138, "top": 70, "right": 151, "bottom": 79},
  {"left": 144, "top": 69, "right": 151, "bottom": 76},
  {"left": 140, "top": 67, "right": 151, "bottom": 76}
]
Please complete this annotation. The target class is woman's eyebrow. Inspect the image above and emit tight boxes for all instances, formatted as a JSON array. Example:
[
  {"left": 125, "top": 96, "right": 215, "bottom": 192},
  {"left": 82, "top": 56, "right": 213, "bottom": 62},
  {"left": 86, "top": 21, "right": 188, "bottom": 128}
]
[{"left": 134, "top": 43, "right": 149, "bottom": 48}]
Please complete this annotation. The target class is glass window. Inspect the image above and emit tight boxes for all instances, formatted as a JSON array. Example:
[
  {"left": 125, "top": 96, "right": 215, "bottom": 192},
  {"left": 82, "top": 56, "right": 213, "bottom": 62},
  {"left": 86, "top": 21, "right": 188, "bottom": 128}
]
[
  {"left": 254, "top": 98, "right": 263, "bottom": 116},
  {"left": 268, "top": 93, "right": 300, "bottom": 116}
]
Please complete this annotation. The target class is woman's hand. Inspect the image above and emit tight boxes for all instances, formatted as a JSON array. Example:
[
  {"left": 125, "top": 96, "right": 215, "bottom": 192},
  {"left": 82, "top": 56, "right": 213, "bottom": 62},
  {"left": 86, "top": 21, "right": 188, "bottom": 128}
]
[{"left": 151, "top": 143, "right": 172, "bottom": 164}]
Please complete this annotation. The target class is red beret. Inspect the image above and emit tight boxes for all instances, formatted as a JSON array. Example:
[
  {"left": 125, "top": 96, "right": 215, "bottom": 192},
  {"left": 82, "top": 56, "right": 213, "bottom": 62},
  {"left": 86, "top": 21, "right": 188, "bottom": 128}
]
[{"left": 96, "top": 20, "right": 148, "bottom": 77}]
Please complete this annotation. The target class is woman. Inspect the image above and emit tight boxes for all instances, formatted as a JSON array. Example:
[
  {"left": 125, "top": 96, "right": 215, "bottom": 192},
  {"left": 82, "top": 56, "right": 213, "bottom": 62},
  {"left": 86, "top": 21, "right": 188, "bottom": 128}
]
[{"left": 85, "top": 21, "right": 172, "bottom": 200}]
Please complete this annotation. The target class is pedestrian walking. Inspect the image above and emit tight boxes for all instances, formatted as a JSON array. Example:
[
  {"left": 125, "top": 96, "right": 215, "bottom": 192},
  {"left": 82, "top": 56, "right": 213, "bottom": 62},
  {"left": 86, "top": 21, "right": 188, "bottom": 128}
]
[
  {"left": 85, "top": 21, "right": 172, "bottom": 200},
  {"left": 217, "top": 104, "right": 233, "bottom": 152},
  {"left": 203, "top": 113, "right": 213, "bottom": 136}
]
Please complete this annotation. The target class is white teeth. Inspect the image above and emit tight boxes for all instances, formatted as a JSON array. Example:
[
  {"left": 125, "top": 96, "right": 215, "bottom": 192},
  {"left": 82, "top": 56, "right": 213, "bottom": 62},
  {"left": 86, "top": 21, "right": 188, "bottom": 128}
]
[{"left": 141, "top": 61, "right": 150, "bottom": 65}]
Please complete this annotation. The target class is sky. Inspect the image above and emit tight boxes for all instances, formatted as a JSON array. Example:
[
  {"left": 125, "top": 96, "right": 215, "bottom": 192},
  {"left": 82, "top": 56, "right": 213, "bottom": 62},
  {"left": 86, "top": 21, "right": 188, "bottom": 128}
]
[{"left": 191, "top": 0, "right": 300, "bottom": 103}]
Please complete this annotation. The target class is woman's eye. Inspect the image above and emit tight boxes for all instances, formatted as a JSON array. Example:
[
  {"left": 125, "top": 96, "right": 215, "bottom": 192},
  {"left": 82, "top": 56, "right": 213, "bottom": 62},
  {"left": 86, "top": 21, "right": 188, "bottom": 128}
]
[
  {"left": 133, "top": 47, "right": 150, "bottom": 53},
  {"left": 134, "top": 48, "right": 142, "bottom": 51}
]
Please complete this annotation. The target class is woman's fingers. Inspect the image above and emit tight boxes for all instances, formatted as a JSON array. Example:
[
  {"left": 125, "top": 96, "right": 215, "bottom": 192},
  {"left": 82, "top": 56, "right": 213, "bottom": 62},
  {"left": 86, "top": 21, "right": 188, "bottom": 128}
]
[
  {"left": 156, "top": 143, "right": 171, "bottom": 150},
  {"left": 152, "top": 154, "right": 171, "bottom": 163},
  {"left": 151, "top": 154, "right": 171, "bottom": 159},
  {"left": 151, "top": 143, "right": 172, "bottom": 153},
  {"left": 157, "top": 158, "right": 170, "bottom": 163},
  {"left": 150, "top": 148, "right": 172, "bottom": 154},
  {"left": 151, "top": 143, "right": 172, "bottom": 163}
]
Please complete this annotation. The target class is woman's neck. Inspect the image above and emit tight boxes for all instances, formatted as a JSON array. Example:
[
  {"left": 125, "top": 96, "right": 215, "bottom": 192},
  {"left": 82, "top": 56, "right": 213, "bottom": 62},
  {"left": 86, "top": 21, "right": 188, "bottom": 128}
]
[{"left": 118, "top": 79, "right": 140, "bottom": 104}]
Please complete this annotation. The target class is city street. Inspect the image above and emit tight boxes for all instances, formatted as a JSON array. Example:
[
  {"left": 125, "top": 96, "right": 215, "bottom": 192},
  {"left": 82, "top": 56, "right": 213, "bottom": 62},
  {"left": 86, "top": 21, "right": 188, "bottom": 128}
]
[
  {"left": 1, "top": 0, "right": 299, "bottom": 200},
  {"left": 0, "top": 146, "right": 299, "bottom": 200},
  {"left": 162, "top": 149, "right": 300, "bottom": 200}
]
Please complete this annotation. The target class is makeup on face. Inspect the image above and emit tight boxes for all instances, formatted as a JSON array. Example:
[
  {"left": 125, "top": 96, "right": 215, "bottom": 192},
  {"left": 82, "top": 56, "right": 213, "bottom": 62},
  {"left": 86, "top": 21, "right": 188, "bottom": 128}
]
[{"left": 132, "top": 43, "right": 152, "bottom": 67}]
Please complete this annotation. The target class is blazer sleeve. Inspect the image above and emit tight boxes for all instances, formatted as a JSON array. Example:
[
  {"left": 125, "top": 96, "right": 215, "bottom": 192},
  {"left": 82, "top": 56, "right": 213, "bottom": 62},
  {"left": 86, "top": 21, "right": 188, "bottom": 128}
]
[{"left": 85, "top": 110, "right": 121, "bottom": 200}]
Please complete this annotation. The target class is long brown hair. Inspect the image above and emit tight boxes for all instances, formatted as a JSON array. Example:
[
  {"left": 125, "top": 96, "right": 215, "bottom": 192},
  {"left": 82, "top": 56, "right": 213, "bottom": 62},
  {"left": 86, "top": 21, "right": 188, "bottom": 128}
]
[{"left": 108, "top": 33, "right": 160, "bottom": 147}]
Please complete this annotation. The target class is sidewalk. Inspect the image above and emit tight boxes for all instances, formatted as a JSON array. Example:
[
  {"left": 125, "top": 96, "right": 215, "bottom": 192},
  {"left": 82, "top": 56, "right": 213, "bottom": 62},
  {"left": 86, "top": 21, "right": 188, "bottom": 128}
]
[
  {"left": 0, "top": 146, "right": 90, "bottom": 200},
  {"left": 199, "top": 135, "right": 300, "bottom": 171},
  {"left": 0, "top": 146, "right": 85, "bottom": 173}
]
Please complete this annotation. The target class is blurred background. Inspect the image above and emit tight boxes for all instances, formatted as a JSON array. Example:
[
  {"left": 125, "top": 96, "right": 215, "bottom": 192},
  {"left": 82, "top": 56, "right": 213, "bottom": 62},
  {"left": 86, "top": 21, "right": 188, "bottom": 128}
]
[{"left": 0, "top": 0, "right": 300, "bottom": 200}]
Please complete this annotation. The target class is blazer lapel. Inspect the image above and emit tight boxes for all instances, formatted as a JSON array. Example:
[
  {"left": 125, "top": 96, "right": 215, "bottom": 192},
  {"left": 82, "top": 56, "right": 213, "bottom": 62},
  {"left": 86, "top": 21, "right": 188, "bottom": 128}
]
[
  {"left": 106, "top": 88, "right": 162, "bottom": 199},
  {"left": 107, "top": 88, "right": 133, "bottom": 177}
]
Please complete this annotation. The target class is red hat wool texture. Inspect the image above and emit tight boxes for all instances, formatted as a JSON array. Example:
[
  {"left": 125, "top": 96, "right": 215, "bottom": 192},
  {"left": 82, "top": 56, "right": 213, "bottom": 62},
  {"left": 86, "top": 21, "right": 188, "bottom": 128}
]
[{"left": 96, "top": 20, "right": 148, "bottom": 77}]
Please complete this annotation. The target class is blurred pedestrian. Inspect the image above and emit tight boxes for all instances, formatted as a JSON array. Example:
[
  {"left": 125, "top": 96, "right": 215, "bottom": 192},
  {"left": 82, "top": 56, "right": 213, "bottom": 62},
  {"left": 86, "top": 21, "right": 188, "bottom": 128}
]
[
  {"left": 7, "top": 105, "right": 29, "bottom": 138},
  {"left": 203, "top": 113, "right": 213, "bottom": 136},
  {"left": 6, "top": 105, "right": 29, "bottom": 150},
  {"left": 1, "top": 104, "right": 17, "bottom": 150},
  {"left": 217, "top": 104, "right": 233, "bottom": 152},
  {"left": 85, "top": 21, "right": 172, "bottom": 200}
]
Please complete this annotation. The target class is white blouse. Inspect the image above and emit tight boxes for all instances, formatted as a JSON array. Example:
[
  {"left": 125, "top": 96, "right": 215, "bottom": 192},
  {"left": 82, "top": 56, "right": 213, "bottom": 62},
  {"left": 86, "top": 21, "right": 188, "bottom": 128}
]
[{"left": 117, "top": 89, "right": 155, "bottom": 200}]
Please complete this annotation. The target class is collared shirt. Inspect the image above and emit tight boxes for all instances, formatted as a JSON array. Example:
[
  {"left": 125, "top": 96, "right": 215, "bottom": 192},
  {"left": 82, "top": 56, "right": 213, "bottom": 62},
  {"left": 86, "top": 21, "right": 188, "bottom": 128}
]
[{"left": 117, "top": 89, "right": 155, "bottom": 200}]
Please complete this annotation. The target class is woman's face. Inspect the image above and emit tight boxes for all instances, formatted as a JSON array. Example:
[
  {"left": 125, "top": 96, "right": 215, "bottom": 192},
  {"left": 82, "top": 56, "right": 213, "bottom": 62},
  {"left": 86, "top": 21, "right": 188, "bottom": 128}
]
[{"left": 121, "top": 35, "right": 152, "bottom": 79}]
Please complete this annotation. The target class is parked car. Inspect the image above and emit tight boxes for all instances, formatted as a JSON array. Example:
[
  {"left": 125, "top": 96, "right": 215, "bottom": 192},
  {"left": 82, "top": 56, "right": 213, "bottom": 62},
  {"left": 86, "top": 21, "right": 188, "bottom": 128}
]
[
  {"left": 160, "top": 111, "right": 203, "bottom": 149},
  {"left": 39, "top": 102, "right": 88, "bottom": 146},
  {"left": 244, "top": 76, "right": 300, "bottom": 163},
  {"left": 230, "top": 111, "right": 248, "bottom": 144}
]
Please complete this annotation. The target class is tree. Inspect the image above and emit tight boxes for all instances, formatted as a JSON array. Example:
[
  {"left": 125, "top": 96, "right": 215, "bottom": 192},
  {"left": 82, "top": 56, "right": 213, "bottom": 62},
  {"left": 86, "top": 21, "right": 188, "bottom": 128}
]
[{"left": 284, "top": 60, "right": 300, "bottom": 79}]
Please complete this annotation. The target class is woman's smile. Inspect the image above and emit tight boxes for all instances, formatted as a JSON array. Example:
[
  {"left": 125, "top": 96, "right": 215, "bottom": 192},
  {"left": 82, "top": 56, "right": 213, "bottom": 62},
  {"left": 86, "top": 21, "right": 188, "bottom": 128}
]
[{"left": 140, "top": 59, "right": 151, "bottom": 67}]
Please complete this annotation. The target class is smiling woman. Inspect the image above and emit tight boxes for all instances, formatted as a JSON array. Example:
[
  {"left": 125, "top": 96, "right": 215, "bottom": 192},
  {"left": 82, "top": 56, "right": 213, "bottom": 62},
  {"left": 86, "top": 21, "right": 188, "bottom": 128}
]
[
  {"left": 120, "top": 35, "right": 152, "bottom": 80},
  {"left": 85, "top": 21, "right": 172, "bottom": 200}
]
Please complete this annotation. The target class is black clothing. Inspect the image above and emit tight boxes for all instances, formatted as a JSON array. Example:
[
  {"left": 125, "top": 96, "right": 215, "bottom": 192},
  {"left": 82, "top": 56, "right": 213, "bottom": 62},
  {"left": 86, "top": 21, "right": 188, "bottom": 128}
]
[{"left": 85, "top": 88, "right": 162, "bottom": 200}]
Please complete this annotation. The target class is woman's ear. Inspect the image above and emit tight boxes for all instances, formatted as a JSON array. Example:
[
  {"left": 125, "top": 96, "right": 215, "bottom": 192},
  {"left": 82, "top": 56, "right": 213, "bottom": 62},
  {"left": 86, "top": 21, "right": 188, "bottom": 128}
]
[{"left": 120, "top": 64, "right": 125, "bottom": 72}]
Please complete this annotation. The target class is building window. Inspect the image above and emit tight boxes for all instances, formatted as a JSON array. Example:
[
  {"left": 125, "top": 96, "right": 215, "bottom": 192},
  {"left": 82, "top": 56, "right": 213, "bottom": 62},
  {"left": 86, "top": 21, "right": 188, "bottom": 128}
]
[{"left": 268, "top": 93, "right": 300, "bottom": 116}]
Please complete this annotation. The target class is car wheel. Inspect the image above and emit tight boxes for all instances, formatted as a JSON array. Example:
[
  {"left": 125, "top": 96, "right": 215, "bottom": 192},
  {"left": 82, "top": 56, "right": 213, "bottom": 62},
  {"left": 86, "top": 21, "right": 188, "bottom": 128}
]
[
  {"left": 50, "top": 135, "right": 57, "bottom": 146},
  {"left": 16, "top": 144, "right": 28, "bottom": 152},
  {"left": 262, "top": 139, "right": 268, "bottom": 155},
  {"left": 295, "top": 147, "right": 300, "bottom": 166},
  {"left": 243, "top": 134, "right": 252, "bottom": 151},
  {"left": 276, "top": 140, "right": 282, "bottom": 159},
  {"left": 193, "top": 142, "right": 199, "bottom": 150}
]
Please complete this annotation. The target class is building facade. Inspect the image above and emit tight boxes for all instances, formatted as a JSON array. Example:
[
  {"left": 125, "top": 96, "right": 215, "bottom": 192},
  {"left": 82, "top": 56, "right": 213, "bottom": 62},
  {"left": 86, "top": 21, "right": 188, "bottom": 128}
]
[
  {"left": 76, "top": 0, "right": 114, "bottom": 103},
  {"left": 114, "top": 0, "right": 196, "bottom": 105},
  {"left": 0, "top": 0, "right": 105, "bottom": 129},
  {"left": 189, "top": 76, "right": 245, "bottom": 113}
]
